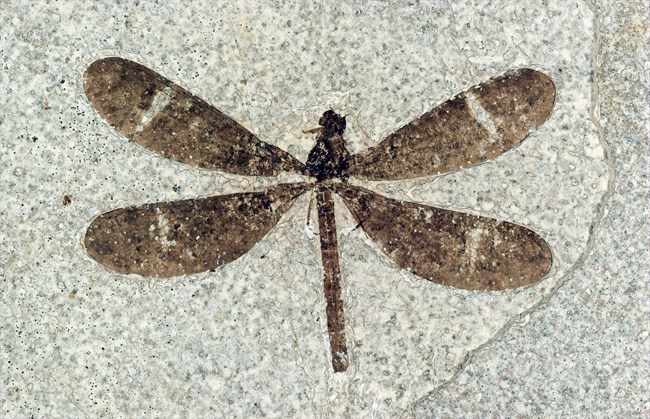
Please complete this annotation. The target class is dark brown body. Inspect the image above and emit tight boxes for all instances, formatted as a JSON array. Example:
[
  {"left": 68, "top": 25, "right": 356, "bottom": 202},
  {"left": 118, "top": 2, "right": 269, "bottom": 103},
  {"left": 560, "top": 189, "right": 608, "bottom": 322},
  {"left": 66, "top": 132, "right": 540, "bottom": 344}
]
[{"left": 305, "top": 111, "right": 351, "bottom": 371}]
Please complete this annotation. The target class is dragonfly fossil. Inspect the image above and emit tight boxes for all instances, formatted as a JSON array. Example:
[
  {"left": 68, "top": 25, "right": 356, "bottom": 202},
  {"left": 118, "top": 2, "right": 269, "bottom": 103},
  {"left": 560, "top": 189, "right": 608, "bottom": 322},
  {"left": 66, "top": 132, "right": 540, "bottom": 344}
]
[{"left": 83, "top": 57, "right": 555, "bottom": 373}]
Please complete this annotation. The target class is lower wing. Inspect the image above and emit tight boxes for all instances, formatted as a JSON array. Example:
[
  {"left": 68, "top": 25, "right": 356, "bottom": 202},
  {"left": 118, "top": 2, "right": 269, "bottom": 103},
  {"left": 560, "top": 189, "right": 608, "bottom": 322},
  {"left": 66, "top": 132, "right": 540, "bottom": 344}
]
[
  {"left": 334, "top": 184, "right": 552, "bottom": 291},
  {"left": 85, "top": 183, "right": 308, "bottom": 277}
]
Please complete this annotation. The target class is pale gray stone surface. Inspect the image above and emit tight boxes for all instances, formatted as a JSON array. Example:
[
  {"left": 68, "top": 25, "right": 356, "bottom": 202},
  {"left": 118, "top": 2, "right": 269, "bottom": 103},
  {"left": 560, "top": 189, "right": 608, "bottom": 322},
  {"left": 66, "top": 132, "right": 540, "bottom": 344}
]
[
  {"left": 413, "top": 1, "right": 650, "bottom": 417},
  {"left": 1, "top": 1, "right": 646, "bottom": 417}
]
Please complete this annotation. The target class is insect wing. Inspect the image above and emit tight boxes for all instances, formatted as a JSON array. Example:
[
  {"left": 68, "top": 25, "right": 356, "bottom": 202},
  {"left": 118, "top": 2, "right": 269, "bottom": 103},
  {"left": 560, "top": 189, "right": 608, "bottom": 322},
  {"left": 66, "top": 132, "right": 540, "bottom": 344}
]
[
  {"left": 347, "top": 69, "right": 555, "bottom": 180},
  {"left": 334, "top": 184, "right": 552, "bottom": 290},
  {"left": 85, "top": 183, "right": 309, "bottom": 277},
  {"left": 84, "top": 57, "right": 305, "bottom": 176}
]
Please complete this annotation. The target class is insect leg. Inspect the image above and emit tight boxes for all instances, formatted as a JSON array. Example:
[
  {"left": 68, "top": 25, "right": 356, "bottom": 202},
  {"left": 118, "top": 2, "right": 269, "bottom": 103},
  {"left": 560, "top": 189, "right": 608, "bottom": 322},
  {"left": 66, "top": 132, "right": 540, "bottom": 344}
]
[{"left": 315, "top": 185, "right": 349, "bottom": 373}]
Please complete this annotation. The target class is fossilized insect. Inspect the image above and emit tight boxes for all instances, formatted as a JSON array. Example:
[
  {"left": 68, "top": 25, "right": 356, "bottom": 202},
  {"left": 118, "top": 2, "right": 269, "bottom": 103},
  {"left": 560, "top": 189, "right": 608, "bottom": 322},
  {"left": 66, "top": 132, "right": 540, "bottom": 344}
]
[{"left": 83, "top": 57, "right": 555, "bottom": 372}]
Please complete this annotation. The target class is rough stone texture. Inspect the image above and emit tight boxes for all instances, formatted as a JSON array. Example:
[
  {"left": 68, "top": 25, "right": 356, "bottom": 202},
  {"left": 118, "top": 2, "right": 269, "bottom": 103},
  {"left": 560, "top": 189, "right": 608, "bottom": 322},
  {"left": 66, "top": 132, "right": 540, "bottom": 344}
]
[
  {"left": 1, "top": 1, "right": 643, "bottom": 417},
  {"left": 413, "top": 0, "right": 650, "bottom": 416}
]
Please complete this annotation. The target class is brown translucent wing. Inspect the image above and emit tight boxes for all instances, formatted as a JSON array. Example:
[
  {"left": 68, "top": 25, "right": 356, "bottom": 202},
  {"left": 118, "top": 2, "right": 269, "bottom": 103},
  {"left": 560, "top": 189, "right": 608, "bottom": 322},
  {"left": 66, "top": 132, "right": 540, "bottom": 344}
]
[
  {"left": 334, "top": 184, "right": 552, "bottom": 291},
  {"left": 84, "top": 57, "right": 305, "bottom": 176},
  {"left": 346, "top": 69, "right": 556, "bottom": 180},
  {"left": 84, "top": 183, "right": 308, "bottom": 277}
]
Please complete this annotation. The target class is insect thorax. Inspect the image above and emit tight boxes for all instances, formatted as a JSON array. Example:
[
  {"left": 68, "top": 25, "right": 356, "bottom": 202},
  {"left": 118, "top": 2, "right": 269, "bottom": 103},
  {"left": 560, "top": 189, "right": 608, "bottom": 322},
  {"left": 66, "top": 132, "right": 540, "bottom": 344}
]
[{"left": 305, "top": 110, "right": 350, "bottom": 182}]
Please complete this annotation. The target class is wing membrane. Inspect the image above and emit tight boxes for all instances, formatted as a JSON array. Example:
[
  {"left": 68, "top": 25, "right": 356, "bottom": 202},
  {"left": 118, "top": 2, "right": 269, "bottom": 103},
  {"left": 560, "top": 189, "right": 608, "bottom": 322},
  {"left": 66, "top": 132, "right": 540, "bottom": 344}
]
[
  {"left": 84, "top": 57, "right": 305, "bottom": 176},
  {"left": 346, "top": 69, "right": 555, "bottom": 180},
  {"left": 335, "top": 184, "right": 552, "bottom": 290},
  {"left": 84, "top": 183, "right": 308, "bottom": 277}
]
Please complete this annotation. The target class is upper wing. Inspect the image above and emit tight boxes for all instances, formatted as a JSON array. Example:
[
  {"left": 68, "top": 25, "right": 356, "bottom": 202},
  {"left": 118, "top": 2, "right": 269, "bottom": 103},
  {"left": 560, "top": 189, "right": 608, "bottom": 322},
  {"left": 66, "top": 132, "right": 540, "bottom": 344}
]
[
  {"left": 84, "top": 183, "right": 308, "bottom": 277},
  {"left": 84, "top": 57, "right": 305, "bottom": 176},
  {"left": 346, "top": 69, "right": 555, "bottom": 180},
  {"left": 334, "top": 184, "right": 552, "bottom": 290}
]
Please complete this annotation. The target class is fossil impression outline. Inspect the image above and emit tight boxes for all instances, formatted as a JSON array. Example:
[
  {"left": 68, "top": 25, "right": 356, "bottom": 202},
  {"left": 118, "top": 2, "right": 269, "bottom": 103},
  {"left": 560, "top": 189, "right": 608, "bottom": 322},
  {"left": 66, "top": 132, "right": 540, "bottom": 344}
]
[{"left": 83, "top": 57, "right": 555, "bottom": 372}]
